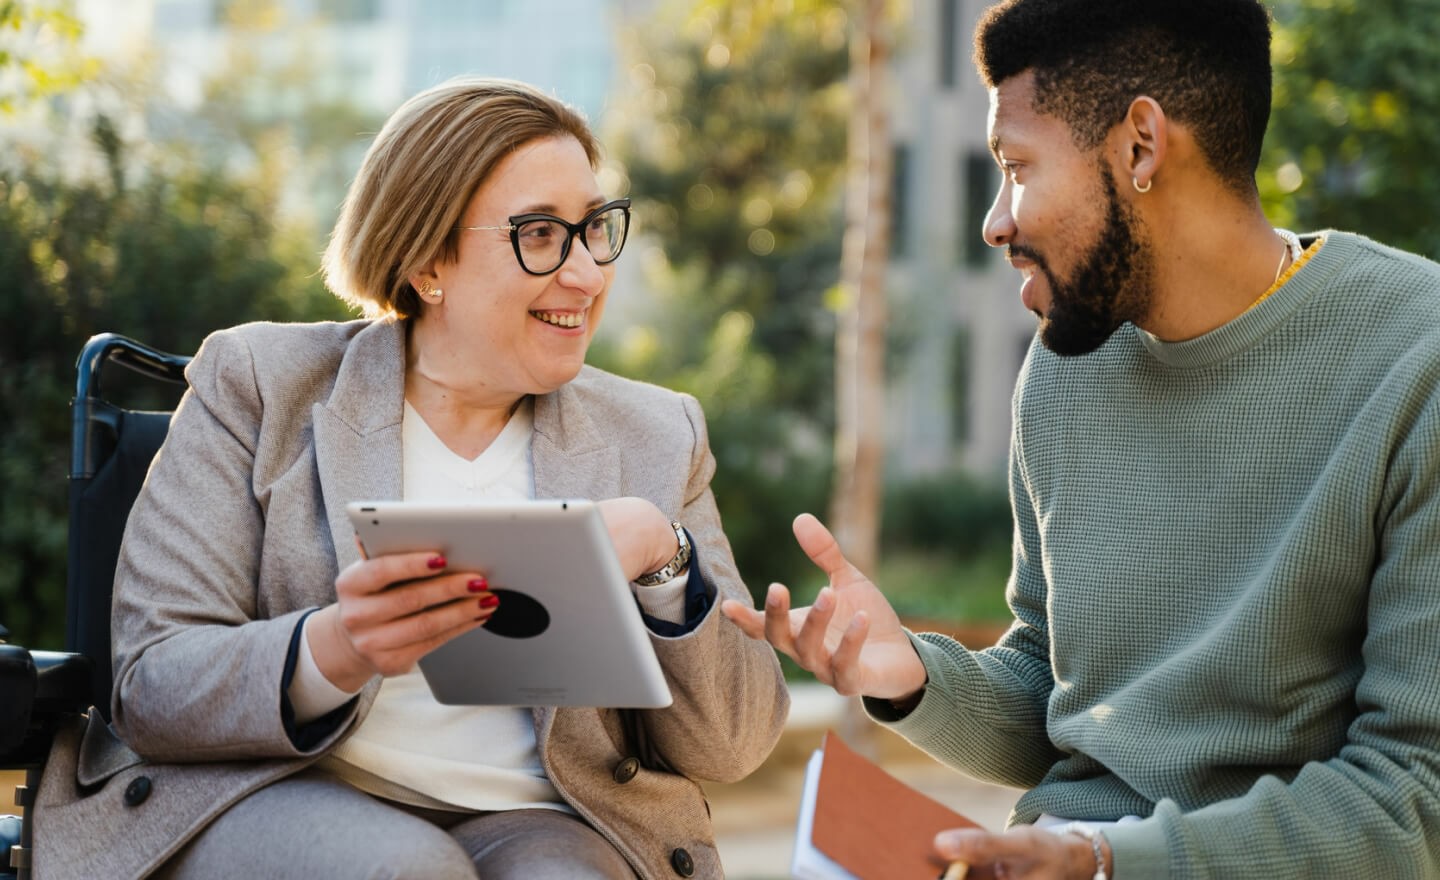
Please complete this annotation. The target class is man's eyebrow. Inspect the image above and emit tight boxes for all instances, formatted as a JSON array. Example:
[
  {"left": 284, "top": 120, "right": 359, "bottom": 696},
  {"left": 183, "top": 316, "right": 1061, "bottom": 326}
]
[{"left": 988, "top": 135, "right": 1003, "bottom": 158}]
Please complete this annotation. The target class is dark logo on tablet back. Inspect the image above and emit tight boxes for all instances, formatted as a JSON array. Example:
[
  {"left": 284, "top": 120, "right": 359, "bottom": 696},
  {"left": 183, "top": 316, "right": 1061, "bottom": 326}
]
[{"left": 482, "top": 588, "right": 551, "bottom": 638}]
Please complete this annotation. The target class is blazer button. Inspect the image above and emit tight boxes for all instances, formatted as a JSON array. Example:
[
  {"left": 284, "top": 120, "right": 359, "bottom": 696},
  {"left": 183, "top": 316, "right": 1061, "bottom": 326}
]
[
  {"left": 612, "top": 756, "right": 640, "bottom": 784},
  {"left": 669, "top": 847, "right": 695, "bottom": 877},
  {"left": 123, "top": 775, "right": 152, "bottom": 807}
]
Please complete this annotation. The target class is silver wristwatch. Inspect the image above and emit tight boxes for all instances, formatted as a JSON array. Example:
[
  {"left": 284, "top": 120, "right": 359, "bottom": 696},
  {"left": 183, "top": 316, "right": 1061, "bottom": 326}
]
[{"left": 634, "top": 521, "right": 692, "bottom": 586}]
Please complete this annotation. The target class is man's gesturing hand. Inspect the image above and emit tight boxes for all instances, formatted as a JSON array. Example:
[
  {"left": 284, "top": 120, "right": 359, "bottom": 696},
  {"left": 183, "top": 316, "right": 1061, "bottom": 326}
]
[{"left": 720, "top": 513, "right": 927, "bottom": 701}]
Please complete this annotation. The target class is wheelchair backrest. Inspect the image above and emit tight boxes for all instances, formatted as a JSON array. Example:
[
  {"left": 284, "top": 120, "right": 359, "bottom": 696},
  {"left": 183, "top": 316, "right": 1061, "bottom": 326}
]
[{"left": 66, "top": 334, "right": 190, "bottom": 723}]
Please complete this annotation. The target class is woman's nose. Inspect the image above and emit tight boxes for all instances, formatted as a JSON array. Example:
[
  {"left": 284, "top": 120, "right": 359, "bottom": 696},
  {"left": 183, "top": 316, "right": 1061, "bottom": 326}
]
[{"left": 557, "top": 238, "right": 606, "bottom": 296}]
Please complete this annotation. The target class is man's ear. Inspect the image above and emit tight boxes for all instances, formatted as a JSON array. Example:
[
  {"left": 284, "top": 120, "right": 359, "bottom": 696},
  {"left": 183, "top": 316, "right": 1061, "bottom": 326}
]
[{"left": 1120, "top": 96, "right": 1167, "bottom": 192}]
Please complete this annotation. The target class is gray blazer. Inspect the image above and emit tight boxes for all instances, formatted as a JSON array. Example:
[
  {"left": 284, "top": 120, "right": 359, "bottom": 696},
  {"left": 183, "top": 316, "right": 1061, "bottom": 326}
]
[{"left": 34, "top": 318, "right": 789, "bottom": 879}]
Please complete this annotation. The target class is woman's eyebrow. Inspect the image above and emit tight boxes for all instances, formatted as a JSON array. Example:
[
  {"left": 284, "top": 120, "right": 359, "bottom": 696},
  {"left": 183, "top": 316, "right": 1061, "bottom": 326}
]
[{"left": 511, "top": 196, "right": 607, "bottom": 216}]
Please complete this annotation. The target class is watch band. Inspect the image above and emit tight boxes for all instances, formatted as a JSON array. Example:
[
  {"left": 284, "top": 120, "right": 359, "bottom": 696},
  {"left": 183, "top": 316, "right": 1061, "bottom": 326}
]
[{"left": 635, "top": 521, "right": 692, "bottom": 586}]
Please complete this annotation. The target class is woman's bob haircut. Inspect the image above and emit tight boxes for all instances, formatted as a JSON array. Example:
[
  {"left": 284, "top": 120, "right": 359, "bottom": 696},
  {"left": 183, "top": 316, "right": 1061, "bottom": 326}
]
[{"left": 323, "top": 77, "right": 601, "bottom": 318}]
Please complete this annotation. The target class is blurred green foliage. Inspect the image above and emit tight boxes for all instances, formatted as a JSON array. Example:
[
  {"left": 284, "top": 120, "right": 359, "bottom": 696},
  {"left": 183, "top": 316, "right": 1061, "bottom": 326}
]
[
  {"left": 597, "top": 4, "right": 852, "bottom": 600},
  {"left": 0, "top": 117, "right": 348, "bottom": 646},
  {"left": 1262, "top": 0, "right": 1440, "bottom": 259},
  {"left": 0, "top": 0, "right": 96, "bottom": 112}
]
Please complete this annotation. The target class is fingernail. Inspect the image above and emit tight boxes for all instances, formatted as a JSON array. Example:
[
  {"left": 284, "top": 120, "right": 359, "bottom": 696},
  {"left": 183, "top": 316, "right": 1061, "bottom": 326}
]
[
  {"left": 478, "top": 594, "right": 500, "bottom": 609},
  {"left": 427, "top": 555, "right": 447, "bottom": 570},
  {"left": 813, "top": 589, "right": 831, "bottom": 612},
  {"left": 467, "top": 577, "right": 489, "bottom": 593}
]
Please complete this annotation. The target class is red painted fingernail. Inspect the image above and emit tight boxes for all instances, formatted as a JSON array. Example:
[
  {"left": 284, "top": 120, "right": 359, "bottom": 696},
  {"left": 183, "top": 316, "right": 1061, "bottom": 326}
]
[
  {"left": 427, "top": 555, "right": 447, "bottom": 570},
  {"left": 478, "top": 594, "right": 500, "bottom": 609},
  {"left": 467, "top": 577, "right": 489, "bottom": 593}
]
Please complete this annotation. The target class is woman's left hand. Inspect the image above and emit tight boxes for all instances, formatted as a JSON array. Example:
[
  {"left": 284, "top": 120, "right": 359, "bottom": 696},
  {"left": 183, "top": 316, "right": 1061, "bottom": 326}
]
[{"left": 597, "top": 497, "right": 681, "bottom": 582}]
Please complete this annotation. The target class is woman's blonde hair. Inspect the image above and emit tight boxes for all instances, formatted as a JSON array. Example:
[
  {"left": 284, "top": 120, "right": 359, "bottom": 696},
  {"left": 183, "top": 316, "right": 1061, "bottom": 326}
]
[{"left": 322, "top": 77, "right": 600, "bottom": 317}]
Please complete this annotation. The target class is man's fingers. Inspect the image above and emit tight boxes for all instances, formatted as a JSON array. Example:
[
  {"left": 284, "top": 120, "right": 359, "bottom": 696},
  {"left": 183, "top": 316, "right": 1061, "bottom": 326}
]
[
  {"left": 793, "top": 586, "right": 840, "bottom": 677},
  {"left": 762, "top": 583, "right": 799, "bottom": 658},
  {"left": 828, "top": 611, "right": 870, "bottom": 695},
  {"left": 792, "top": 513, "right": 855, "bottom": 580},
  {"left": 719, "top": 598, "right": 766, "bottom": 639},
  {"left": 934, "top": 827, "right": 1047, "bottom": 867},
  {"left": 934, "top": 828, "right": 997, "bottom": 863}
]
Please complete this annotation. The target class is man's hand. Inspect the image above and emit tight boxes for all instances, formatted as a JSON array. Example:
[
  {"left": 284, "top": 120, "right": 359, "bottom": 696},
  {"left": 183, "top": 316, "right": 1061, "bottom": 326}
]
[
  {"left": 720, "top": 513, "right": 927, "bottom": 701},
  {"left": 933, "top": 826, "right": 1109, "bottom": 880}
]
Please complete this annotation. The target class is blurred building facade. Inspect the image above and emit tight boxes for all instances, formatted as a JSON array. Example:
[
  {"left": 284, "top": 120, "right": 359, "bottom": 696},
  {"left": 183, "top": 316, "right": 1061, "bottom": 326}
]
[
  {"left": 886, "top": 0, "right": 1035, "bottom": 478},
  {"left": 73, "top": 0, "right": 1032, "bottom": 480}
]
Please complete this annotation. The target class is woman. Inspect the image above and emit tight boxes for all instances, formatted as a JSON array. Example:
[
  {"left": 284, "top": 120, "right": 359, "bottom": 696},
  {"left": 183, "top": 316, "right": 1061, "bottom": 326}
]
[{"left": 34, "top": 78, "right": 788, "bottom": 879}]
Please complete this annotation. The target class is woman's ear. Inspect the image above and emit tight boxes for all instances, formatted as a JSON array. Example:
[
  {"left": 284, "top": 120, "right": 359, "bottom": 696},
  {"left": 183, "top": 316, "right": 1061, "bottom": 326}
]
[
  {"left": 1121, "top": 96, "right": 1167, "bottom": 192},
  {"left": 407, "top": 264, "right": 445, "bottom": 304},
  {"left": 407, "top": 266, "right": 440, "bottom": 297}
]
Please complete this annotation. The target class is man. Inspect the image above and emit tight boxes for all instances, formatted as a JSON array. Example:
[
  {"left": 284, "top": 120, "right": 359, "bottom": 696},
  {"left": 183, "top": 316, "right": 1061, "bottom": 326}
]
[{"left": 722, "top": 0, "right": 1440, "bottom": 877}]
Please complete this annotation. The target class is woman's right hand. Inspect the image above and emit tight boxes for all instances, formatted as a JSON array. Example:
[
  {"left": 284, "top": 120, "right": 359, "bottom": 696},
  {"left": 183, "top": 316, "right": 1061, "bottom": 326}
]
[{"left": 306, "top": 549, "right": 498, "bottom": 692}]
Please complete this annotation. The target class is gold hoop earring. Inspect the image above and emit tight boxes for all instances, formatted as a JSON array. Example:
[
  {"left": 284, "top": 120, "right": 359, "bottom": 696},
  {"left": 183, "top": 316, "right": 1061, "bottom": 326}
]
[
  {"left": 1132, "top": 176, "right": 1152, "bottom": 194},
  {"left": 419, "top": 282, "right": 443, "bottom": 303}
]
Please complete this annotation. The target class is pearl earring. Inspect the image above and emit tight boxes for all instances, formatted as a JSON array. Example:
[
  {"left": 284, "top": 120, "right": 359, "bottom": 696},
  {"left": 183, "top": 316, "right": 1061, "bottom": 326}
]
[{"left": 419, "top": 281, "right": 443, "bottom": 303}]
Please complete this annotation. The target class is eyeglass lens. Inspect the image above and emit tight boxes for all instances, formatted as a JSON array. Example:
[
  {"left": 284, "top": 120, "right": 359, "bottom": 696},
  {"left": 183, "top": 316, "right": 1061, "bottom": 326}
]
[{"left": 515, "top": 205, "right": 628, "bottom": 274}]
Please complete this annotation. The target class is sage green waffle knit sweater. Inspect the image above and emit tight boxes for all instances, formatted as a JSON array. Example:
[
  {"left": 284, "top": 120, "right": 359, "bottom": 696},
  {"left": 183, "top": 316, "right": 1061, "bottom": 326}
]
[{"left": 872, "top": 232, "right": 1440, "bottom": 878}]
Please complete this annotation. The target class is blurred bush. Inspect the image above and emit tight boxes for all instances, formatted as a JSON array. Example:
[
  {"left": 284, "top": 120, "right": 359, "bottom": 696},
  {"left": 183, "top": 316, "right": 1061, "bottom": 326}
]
[
  {"left": 0, "top": 118, "right": 348, "bottom": 647},
  {"left": 881, "top": 470, "right": 1011, "bottom": 559}
]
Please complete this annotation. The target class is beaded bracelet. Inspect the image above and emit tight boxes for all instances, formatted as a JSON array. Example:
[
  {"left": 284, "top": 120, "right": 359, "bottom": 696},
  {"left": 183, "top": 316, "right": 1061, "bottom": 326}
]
[{"left": 1063, "top": 824, "right": 1109, "bottom": 880}]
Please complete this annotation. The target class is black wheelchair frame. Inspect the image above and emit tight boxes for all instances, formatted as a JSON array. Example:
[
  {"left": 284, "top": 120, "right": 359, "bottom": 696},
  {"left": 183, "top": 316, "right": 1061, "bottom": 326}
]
[{"left": 1, "top": 333, "right": 191, "bottom": 878}]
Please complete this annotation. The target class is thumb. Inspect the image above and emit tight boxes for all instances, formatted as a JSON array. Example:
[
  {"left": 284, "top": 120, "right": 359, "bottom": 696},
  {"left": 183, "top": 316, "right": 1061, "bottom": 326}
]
[{"left": 792, "top": 513, "right": 856, "bottom": 580}]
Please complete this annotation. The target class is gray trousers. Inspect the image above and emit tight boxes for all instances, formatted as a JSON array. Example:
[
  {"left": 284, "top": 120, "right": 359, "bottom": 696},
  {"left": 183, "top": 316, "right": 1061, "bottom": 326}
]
[{"left": 156, "top": 771, "right": 636, "bottom": 879}]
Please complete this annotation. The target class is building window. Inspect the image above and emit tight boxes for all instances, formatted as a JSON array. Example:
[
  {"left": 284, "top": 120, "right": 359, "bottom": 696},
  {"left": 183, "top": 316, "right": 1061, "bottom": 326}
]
[
  {"left": 891, "top": 143, "right": 911, "bottom": 259},
  {"left": 963, "top": 151, "right": 996, "bottom": 267},
  {"left": 950, "top": 327, "right": 972, "bottom": 444},
  {"left": 939, "top": 0, "right": 960, "bottom": 89}
]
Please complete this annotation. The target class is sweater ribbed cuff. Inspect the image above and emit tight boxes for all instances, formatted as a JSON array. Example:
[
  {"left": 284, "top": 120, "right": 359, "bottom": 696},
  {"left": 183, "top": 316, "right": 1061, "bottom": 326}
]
[{"left": 1099, "top": 818, "right": 1171, "bottom": 878}]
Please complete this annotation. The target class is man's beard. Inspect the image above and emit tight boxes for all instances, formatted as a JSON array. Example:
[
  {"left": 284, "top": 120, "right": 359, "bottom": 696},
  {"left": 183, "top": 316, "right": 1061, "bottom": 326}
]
[{"left": 1012, "top": 173, "right": 1152, "bottom": 357}]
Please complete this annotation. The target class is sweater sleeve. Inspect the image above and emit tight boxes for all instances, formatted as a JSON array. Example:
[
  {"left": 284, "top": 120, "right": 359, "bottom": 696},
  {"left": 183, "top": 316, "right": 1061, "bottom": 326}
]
[{"left": 865, "top": 399, "right": 1064, "bottom": 789}]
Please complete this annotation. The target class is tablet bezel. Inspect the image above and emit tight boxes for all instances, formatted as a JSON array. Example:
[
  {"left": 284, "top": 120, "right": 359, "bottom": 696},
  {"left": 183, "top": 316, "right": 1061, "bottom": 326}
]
[{"left": 345, "top": 499, "right": 673, "bottom": 708}]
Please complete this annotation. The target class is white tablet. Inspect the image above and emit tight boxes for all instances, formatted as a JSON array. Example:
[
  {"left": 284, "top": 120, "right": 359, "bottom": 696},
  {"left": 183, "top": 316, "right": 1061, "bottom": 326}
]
[{"left": 345, "top": 499, "right": 672, "bottom": 708}]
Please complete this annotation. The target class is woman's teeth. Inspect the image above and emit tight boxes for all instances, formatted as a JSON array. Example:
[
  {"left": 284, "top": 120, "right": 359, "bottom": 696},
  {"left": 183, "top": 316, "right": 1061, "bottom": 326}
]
[{"left": 531, "top": 310, "right": 583, "bottom": 328}]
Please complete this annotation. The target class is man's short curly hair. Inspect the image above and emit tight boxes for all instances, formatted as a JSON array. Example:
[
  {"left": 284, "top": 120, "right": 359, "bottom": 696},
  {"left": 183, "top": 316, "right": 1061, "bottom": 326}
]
[{"left": 974, "top": 0, "right": 1272, "bottom": 195}]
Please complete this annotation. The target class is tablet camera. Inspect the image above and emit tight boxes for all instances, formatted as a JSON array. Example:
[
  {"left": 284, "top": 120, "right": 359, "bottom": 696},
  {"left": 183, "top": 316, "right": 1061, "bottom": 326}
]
[{"left": 481, "top": 588, "right": 551, "bottom": 639}]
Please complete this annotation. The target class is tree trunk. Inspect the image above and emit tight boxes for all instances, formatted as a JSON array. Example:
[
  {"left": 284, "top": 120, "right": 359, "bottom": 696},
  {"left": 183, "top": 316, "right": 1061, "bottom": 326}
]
[
  {"left": 831, "top": 0, "right": 891, "bottom": 581},
  {"left": 830, "top": 0, "right": 893, "bottom": 757}
]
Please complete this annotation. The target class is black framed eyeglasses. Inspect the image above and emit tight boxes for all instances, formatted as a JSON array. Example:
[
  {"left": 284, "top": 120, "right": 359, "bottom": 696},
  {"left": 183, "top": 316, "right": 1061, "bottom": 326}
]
[{"left": 456, "top": 198, "right": 631, "bottom": 276}]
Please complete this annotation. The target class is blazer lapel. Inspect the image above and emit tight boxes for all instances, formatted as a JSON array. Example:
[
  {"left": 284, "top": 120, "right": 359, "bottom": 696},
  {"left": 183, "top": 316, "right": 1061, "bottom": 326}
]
[
  {"left": 530, "top": 375, "right": 621, "bottom": 739},
  {"left": 313, "top": 319, "right": 408, "bottom": 571},
  {"left": 531, "top": 378, "right": 622, "bottom": 501}
]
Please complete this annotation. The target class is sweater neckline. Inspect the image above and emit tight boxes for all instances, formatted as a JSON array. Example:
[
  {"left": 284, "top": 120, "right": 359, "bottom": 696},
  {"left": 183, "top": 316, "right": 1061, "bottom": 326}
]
[{"left": 1132, "top": 231, "right": 1351, "bottom": 369}]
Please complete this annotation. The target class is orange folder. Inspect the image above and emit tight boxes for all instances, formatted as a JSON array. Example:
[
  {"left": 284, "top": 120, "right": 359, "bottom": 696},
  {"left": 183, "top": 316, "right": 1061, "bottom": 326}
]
[{"left": 794, "top": 730, "right": 982, "bottom": 879}]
